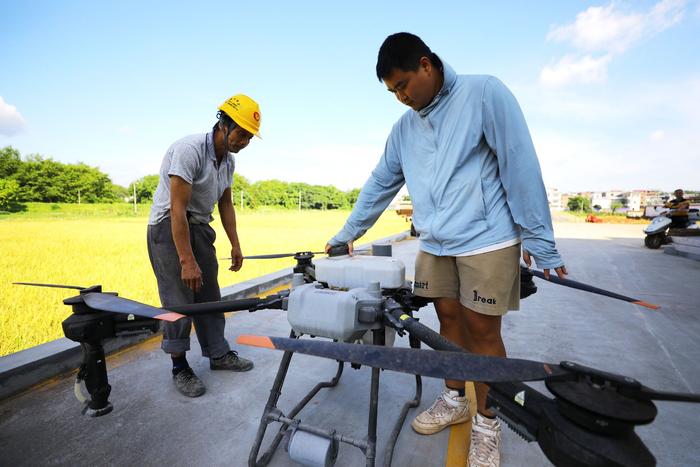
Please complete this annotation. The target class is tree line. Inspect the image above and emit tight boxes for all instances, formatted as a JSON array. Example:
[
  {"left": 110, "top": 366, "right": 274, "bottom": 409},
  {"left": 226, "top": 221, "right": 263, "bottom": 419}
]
[
  {"left": 130, "top": 173, "right": 361, "bottom": 210},
  {"left": 1, "top": 146, "right": 361, "bottom": 211}
]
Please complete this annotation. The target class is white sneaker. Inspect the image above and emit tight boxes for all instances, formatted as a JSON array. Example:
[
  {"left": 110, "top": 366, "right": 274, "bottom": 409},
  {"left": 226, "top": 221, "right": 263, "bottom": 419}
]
[
  {"left": 468, "top": 413, "right": 501, "bottom": 467},
  {"left": 411, "top": 387, "right": 470, "bottom": 435}
]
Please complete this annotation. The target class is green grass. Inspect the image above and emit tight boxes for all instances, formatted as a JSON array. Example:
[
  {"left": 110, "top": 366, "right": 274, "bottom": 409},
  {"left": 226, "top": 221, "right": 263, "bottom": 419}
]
[{"left": 0, "top": 206, "right": 410, "bottom": 356}]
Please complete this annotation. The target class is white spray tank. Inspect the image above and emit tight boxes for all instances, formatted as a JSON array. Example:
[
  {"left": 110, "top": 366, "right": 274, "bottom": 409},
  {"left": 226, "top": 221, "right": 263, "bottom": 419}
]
[
  {"left": 314, "top": 251, "right": 406, "bottom": 289},
  {"left": 286, "top": 278, "right": 384, "bottom": 342}
]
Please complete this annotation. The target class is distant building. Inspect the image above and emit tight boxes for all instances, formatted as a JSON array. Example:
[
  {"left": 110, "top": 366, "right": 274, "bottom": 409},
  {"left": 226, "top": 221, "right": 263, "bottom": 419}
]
[
  {"left": 560, "top": 193, "right": 570, "bottom": 210},
  {"left": 590, "top": 191, "right": 613, "bottom": 210},
  {"left": 546, "top": 187, "right": 563, "bottom": 211},
  {"left": 590, "top": 190, "right": 635, "bottom": 211},
  {"left": 625, "top": 192, "right": 642, "bottom": 211},
  {"left": 628, "top": 189, "right": 664, "bottom": 206}
]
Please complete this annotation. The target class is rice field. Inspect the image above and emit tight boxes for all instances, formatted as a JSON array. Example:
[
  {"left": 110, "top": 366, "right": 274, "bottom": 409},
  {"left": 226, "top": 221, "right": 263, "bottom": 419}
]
[{"left": 0, "top": 207, "right": 409, "bottom": 356}]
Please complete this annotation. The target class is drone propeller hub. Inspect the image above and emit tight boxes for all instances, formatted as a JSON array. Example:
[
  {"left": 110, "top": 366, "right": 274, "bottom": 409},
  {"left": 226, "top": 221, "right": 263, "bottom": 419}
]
[
  {"left": 293, "top": 251, "right": 315, "bottom": 261},
  {"left": 546, "top": 366, "right": 658, "bottom": 435}
]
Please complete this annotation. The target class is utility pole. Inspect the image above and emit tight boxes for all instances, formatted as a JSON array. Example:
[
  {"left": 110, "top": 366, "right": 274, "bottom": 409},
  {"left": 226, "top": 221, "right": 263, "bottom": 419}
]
[
  {"left": 133, "top": 183, "right": 137, "bottom": 214},
  {"left": 77, "top": 189, "right": 81, "bottom": 205}
]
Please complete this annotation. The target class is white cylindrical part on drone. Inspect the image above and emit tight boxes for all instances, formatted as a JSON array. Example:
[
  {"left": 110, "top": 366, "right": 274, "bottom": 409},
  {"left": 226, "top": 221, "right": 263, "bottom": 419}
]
[{"left": 287, "top": 429, "right": 337, "bottom": 467}]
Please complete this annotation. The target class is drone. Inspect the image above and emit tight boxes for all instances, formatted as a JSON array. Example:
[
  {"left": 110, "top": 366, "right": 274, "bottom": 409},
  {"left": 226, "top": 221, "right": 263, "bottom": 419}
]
[{"left": 15, "top": 243, "right": 697, "bottom": 467}]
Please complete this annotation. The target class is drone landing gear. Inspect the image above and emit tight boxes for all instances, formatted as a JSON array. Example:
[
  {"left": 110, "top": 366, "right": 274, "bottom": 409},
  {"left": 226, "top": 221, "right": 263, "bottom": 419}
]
[{"left": 248, "top": 329, "right": 422, "bottom": 467}]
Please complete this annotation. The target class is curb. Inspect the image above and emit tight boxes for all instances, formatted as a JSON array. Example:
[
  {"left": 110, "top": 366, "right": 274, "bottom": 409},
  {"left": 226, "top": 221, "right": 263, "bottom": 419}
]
[{"left": 0, "top": 230, "right": 411, "bottom": 400}]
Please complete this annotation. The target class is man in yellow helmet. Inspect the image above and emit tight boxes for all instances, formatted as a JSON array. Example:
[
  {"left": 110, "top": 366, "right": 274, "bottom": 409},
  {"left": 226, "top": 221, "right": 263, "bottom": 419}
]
[{"left": 147, "top": 94, "right": 261, "bottom": 397}]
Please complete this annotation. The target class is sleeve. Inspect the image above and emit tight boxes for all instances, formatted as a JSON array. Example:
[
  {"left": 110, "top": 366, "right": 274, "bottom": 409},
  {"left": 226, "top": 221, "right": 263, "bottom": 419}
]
[
  {"left": 167, "top": 143, "right": 201, "bottom": 185},
  {"left": 330, "top": 134, "right": 405, "bottom": 245},
  {"left": 481, "top": 77, "right": 563, "bottom": 269}
]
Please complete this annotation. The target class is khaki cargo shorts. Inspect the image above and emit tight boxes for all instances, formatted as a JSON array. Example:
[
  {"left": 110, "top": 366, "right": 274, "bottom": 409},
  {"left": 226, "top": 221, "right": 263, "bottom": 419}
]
[{"left": 413, "top": 244, "right": 521, "bottom": 316}]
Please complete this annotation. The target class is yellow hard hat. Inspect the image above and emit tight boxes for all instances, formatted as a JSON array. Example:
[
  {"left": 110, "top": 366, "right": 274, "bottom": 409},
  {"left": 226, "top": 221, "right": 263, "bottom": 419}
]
[{"left": 218, "top": 94, "right": 262, "bottom": 138}]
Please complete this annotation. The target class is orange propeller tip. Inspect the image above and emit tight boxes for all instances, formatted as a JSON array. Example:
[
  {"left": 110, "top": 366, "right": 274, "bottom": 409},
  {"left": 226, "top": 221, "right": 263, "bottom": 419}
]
[
  {"left": 237, "top": 335, "right": 275, "bottom": 348},
  {"left": 633, "top": 301, "right": 660, "bottom": 310},
  {"left": 154, "top": 311, "right": 187, "bottom": 322}
]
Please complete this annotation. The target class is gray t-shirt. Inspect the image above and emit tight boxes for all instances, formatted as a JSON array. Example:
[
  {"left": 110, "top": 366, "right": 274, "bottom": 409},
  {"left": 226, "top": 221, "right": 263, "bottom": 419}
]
[{"left": 148, "top": 131, "right": 235, "bottom": 225}]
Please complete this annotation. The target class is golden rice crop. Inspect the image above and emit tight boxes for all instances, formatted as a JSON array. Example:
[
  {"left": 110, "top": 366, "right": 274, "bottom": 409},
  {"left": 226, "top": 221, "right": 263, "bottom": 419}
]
[{"left": 0, "top": 209, "right": 409, "bottom": 356}]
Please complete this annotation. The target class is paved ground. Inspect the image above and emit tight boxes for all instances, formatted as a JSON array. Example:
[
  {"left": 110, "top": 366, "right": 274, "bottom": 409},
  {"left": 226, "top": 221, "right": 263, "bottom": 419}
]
[{"left": 1, "top": 222, "right": 699, "bottom": 466}]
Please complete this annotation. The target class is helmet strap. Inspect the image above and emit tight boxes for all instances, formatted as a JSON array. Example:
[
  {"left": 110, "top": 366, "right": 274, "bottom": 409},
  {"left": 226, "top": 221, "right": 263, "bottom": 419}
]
[{"left": 219, "top": 116, "right": 238, "bottom": 154}]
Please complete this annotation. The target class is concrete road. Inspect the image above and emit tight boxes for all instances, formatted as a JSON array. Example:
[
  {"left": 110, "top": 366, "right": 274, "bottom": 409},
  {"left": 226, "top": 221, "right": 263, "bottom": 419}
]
[{"left": 0, "top": 222, "right": 698, "bottom": 466}]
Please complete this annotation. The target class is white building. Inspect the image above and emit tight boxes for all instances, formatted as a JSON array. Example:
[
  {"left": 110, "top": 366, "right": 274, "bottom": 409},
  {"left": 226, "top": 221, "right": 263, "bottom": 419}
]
[
  {"left": 590, "top": 190, "right": 629, "bottom": 211},
  {"left": 547, "top": 187, "right": 563, "bottom": 211}
]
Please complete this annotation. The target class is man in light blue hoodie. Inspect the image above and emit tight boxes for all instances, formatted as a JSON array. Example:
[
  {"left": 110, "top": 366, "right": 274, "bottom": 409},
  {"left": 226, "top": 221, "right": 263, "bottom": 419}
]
[{"left": 326, "top": 33, "right": 567, "bottom": 466}]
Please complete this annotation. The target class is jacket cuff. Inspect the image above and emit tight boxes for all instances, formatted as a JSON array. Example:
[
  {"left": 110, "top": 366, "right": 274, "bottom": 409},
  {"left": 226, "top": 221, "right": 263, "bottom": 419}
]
[{"left": 522, "top": 238, "right": 564, "bottom": 269}]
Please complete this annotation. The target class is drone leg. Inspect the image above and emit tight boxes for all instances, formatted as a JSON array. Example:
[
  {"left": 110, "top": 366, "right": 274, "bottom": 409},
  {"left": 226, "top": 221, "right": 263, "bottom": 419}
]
[
  {"left": 262, "top": 360, "right": 344, "bottom": 464},
  {"left": 80, "top": 341, "right": 113, "bottom": 417},
  {"left": 249, "top": 330, "right": 297, "bottom": 467},
  {"left": 365, "top": 328, "right": 386, "bottom": 467},
  {"left": 382, "top": 333, "right": 423, "bottom": 467}
]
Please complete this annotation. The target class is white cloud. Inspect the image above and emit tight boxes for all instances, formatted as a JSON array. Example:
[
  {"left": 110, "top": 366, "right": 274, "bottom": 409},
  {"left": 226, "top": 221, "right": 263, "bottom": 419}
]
[
  {"left": 0, "top": 96, "right": 26, "bottom": 136},
  {"left": 541, "top": 0, "right": 686, "bottom": 86},
  {"left": 650, "top": 129, "right": 666, "bottom": 141},
  {"left": 117, "top": 126, "right": 134, "bottom": 135},
  {"left": 547, "top": 0, "right": 685, "bottom": 53},
  {"left": 540, "top": 54, "right": 613, "bottom": 86}
]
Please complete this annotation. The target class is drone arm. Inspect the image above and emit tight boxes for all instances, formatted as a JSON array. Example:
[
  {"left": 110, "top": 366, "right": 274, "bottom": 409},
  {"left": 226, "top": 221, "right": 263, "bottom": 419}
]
[
  {"left": 384, "top": 299, "right": 464, "bottom": 353},
  {"left": 487, "top": 381, "right": 547, "bottom": 442}
]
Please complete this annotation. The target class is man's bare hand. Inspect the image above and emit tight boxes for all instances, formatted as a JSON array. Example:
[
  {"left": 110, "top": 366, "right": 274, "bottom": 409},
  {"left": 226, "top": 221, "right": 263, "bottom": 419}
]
[
  {"left": 181, "top": 259, "right": 203, "bottom": 292},
  {"left": 230, "top": 244, "right": 243, "bottom": 272},
  {"left": 522, "top": 250, "right": 568, "bottom": 280}
]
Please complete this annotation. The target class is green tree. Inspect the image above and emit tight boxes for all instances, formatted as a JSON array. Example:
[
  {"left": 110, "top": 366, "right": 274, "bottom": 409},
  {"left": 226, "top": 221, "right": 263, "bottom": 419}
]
[
  {"left": 231, "top": 173, "right": 252, "bottom": 207},
  {"left": 13, "top": 155, "right": 116, "bottom": 203},
  {"left": 610, "top": 201, "right": 623, "bottom": 214},
  {"left": 250, "top": 179, "right": 290, "bottom": 207},
  {"left": 567, "top": 195, "right": 591, "bottom": 212},
  {"left": 0, "top": 146, "right": 22, "bottom": 178},
  {"left": 346, "top": 188, "right": 361, "bottom": 206},
  {"left": 0, "top": 178, "right": 21, "bottom": 210},
  {"left": 129, "top": 174, "right": 160, "bottom": 202},
  {"left": 111, "top": 183, "right": 130, "bottom": 201},
  {"left": 14, "top": 155, "right": 65, "bottom": 202}
]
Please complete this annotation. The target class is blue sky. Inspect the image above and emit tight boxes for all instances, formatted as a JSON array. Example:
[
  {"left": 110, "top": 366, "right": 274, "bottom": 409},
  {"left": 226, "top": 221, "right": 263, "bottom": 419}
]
[{"left": 1, "top": 0, "right": 698, "bottom": 192}]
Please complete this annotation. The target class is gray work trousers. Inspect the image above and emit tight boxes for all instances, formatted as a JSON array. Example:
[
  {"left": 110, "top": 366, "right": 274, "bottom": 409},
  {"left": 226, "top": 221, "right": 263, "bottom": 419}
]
[{"left": 147, "top": 217, "right": 231, "bottom": 358}]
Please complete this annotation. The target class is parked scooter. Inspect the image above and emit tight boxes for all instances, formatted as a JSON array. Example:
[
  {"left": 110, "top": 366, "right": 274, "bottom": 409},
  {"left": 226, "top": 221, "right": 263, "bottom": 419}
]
[{"left": 643, "top": 208, "right": 700, "bottom": 249}]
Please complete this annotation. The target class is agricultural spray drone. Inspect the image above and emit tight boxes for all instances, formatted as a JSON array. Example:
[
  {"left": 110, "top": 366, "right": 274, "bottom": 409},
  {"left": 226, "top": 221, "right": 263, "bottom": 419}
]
[{"left": 15, "top": 244, "right": 698, "bottom": 467}]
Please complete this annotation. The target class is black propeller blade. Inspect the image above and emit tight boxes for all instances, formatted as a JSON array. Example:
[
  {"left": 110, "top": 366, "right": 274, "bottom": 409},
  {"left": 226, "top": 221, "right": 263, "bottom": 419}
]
[
  {"left": 83, "top": 293, "right": 186, "bottom": 322},
  {"left": 526, "top": 268, "right": 660, "bottom": 310},
  {"left": 634, "top": 386, "right": 700, "bottom": 403},
  {"left": 14, "top": 281, "right": 85, "bottom": 290},
  {"left": 237, "top": 335, "right": 568, "bottom": 382},
  {"left": 242, "top": 251, "right": 325, "bottom": 260},
  {"left": 221, "top": 245, "right": 371, "bottom": 261},
  {"left": 15, "top": 282, "right": 186, "bottom": 322},
  {"left": 240, "top": 335, "right": 700, "bottom": 404}
]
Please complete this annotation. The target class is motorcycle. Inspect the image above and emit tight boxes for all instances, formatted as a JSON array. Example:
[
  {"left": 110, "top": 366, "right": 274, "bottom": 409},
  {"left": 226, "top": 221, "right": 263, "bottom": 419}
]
[{"left": 643, "top": 208, "right": 699, "bottom": 249}]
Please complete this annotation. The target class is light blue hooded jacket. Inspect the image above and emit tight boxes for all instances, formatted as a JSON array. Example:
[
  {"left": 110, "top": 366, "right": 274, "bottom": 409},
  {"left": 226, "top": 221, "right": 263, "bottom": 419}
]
[{"left": 331, "top": 61, "right": 563, "bottom": 269}]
